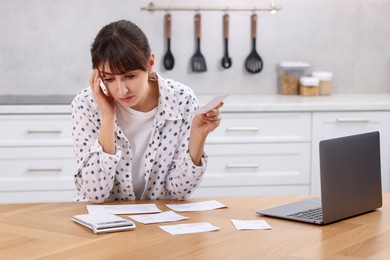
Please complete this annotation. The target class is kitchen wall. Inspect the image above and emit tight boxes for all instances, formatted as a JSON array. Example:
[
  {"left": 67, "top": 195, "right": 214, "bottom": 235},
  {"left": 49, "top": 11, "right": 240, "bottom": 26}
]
[{"left": 0, "top": 0, "right": 389, "bottom": 96}]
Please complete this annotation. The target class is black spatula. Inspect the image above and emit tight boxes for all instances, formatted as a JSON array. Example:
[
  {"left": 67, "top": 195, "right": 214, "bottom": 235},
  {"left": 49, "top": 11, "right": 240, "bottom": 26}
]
[
  {"left": 191, "top": 13, "right": 207, "bottom": 72},
  {"left": 245, "top": 14, "right": 263, "bottom": 74}
]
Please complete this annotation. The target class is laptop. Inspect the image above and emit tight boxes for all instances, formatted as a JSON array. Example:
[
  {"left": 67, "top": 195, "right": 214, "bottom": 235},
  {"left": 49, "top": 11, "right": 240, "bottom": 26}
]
[{"left": 257, "top": 131, "right": 383, "bottom": 225}]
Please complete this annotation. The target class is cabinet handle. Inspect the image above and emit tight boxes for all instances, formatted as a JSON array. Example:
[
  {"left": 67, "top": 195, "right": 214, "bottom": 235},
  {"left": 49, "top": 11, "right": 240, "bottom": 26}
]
[
  {"left": 226, "top": 164, "right": 259, "bottom": 168},
  {"left": 226, "top": 127, "right": 259, "bottom": 131},
  {"left": 27, "top": 168, "right": 62, "bottom": 172},
  {"left": 27, "top": 130, "right": 62, "bottom": 134},
  {"left": 336, "top": 118, "right": 370, "bottom": 123}
]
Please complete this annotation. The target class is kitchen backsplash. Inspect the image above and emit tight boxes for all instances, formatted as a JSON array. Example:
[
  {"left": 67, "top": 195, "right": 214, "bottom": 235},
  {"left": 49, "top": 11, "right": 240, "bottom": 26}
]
[{"left": 0, "top": 0, "right": 389, "bottom": 96}]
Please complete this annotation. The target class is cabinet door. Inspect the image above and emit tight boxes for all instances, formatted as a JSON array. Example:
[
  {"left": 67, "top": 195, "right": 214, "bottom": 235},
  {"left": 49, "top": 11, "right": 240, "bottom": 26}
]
[{"left": 311, "top": 111, "right": 390, "bottom": 194}]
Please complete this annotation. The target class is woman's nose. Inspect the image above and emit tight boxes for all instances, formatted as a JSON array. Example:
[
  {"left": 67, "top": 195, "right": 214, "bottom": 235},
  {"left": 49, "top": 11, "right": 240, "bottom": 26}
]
[{"left": 117, "top": 80, "right": 128, "bottom": 96}]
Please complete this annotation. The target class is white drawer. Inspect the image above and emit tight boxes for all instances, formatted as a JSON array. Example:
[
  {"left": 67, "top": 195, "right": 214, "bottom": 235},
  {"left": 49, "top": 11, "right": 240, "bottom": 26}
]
[
  {"left": 203, "top": 143, "right": 311, "bottom": 186},
  {"left": 312, "top": 111, "right": 390, "bottom": 138},
  {"left": 207, "top": 112, "right": 311, "bottom": 143},
  {"left": 0, "top": 147, "right": 75, "bottom": 191},
  {"left": 0, "top": 115, "right": 72, "bottom": 146}
]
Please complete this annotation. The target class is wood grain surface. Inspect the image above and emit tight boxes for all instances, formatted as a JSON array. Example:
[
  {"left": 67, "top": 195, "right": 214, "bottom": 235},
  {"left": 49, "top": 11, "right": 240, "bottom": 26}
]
[{"left": 1, "top": 194, "right": 389, "bottom": 259}]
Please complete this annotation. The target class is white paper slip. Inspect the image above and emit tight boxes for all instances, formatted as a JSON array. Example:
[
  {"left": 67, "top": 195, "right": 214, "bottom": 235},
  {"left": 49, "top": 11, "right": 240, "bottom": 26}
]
[
  {"left": 194, "top": 94, "right": 229, "bottom": 115},
  {"left": 231, "top": 219, "right": 272, "bottom": 230},
  {"left": 159, "top": 222, "right": 220, "bottom": 235},
  {"left": 129, "top": 211, "right": 188, "bottom": 224},
  {"left": 87, "top": 204, "right": 161, "bottom": 215},
  {"left": 165, "top": 200, "right": 227, "bottom": 212}
]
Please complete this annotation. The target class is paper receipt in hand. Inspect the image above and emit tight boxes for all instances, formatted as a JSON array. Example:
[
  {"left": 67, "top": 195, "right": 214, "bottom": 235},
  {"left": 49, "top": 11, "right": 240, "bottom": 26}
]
[{"left": 193, "top": 94, "right": 229, "bottom": 115}]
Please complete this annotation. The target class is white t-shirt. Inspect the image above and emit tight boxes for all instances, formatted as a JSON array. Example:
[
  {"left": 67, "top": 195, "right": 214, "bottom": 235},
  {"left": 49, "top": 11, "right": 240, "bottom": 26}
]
[{"left": 116, "top": 104, "right": 157, "bottom": 199}]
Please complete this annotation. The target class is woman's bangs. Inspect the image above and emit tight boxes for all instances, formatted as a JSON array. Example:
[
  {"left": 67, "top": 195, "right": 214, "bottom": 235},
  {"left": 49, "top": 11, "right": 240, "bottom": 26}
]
[{"left": 105, "top": 42, "right": 148, "bottom": 75}]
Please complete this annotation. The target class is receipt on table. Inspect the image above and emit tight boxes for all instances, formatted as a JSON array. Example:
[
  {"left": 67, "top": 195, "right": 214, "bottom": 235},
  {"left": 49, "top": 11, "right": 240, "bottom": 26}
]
[
  {"left": 231, "top": 219, "right": 272, "bottom": 230},
  {"left": 165, "top": 200, "right": 227, "bottom": 212},
  {"left": 159, "top": 222, "right": 220, "bottom": 235},
  {"left": 87, "top": 204, "right": 161, "bottom": 215},
  {"left": 129, "top": 211, "right": 188, "bottom": 224}
]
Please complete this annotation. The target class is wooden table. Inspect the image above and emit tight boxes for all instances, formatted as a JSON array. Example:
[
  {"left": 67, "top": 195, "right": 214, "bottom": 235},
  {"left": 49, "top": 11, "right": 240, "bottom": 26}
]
[{"left": 1, "top": 194, "right": 390, "bottom": 259}]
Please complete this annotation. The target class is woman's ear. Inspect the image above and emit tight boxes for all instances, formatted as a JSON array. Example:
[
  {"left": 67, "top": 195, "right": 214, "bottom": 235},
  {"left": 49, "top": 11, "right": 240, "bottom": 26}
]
[
  {"left": 148, "top": 53, "right": 158, "bottom": 81},
  {"left": 149, "top": 53, "right": 155, "bottom": 71}
]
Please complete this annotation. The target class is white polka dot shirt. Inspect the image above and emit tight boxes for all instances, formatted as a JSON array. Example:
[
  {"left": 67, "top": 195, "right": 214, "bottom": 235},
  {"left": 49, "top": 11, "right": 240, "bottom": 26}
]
[{"left": 71, "top": 74, "right": 208, "bottom": 203}]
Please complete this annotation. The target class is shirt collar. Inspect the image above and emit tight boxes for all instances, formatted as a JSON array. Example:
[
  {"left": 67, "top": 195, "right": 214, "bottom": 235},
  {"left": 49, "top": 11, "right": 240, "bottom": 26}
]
[{"left": 154, "top": 74, "right": 183, "bottom": 127}]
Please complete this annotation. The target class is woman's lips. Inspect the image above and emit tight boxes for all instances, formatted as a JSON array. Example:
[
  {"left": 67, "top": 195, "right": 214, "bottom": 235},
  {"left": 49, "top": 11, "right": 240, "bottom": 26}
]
[{"left": 120, "top": 95, "right": 134, "bottom": 103}]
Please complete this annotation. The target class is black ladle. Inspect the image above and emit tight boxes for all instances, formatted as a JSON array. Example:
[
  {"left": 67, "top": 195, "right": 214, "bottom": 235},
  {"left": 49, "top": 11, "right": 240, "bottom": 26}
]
[
  {"left": 245, "top": 14, "right": 263, "bottom": 74},
  {"left": 163, "top": 14, "right": 174, "bottom": 70},
  {"left": 221, "top": 14, "right": 232, "bottom": 69}
]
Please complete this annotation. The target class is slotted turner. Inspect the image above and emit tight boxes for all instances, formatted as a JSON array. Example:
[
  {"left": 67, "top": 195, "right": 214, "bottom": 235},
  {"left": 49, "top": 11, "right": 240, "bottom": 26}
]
[
  {"left": 245, "top": 14, "right": 263, "bottom": 74},
  {"left": 191, "top": 13, "right": 207, "bottom": 72}
]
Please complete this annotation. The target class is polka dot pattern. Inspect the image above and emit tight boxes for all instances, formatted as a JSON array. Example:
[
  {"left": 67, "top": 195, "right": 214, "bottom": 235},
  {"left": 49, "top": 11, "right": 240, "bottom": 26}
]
[{"left": 71, "top": 74, "right": 208, "bottom": 203}]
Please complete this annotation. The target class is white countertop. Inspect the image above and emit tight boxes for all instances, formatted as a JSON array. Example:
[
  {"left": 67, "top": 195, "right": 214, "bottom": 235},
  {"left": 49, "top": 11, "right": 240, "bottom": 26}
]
[
  {"left": 200, "top": 93, "right": 390, "bottom": 112},
  {"left": 1, "top": 93, "right": 390, "bottom": 114}
]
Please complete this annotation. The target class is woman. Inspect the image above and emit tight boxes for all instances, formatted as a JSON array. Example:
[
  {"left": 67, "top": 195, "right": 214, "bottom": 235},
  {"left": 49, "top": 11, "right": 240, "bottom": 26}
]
[{"left": 71, "top": 20, "right": 223, "bottom": 203}]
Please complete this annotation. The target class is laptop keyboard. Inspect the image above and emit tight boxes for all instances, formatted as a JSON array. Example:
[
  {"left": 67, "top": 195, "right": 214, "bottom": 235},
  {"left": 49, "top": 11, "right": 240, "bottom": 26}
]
[{"left": 287, "top": 207, "right": 323, "bottom": 221}]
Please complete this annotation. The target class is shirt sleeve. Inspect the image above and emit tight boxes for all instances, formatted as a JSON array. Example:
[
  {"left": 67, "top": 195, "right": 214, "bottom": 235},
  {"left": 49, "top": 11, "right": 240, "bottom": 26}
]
[
  {"left": 165, "top": 91, "right": 209, "bottom": 200},
  {"left": 71, "top": 92, "right": 121, "bottom": 203}
]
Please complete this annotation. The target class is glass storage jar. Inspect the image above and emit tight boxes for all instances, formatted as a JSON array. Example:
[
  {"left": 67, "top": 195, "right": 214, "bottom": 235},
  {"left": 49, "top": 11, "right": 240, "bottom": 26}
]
[
  {"left": 299, "top": 76, "right": 320, "bottom": 96},
  {"left": 312, "top": 71, "right": 333, "bottom": 95},
  {"left": 277, "top": 62, "right": 310, "bottom": 95}
]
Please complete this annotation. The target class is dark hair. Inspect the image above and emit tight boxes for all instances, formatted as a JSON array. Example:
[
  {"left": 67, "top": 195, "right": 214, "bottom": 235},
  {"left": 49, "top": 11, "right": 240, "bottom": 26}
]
[{"left": 91, "top": 20, "right": 151, "bottom": 75}]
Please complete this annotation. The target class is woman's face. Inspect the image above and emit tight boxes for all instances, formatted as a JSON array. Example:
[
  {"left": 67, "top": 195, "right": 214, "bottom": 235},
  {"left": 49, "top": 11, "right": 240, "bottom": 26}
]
[{"left": 98, "top": 55, "right": 154, "bottom": 111}]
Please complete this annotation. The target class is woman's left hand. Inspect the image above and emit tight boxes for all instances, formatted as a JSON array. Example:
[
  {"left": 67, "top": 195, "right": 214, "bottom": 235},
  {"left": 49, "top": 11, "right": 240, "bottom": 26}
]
[
  {"left": 189, "top": 102, "right": 223, "bottom": 166},
  {"left": 192, "top": 102, "right": 224, "bottom": 137}
]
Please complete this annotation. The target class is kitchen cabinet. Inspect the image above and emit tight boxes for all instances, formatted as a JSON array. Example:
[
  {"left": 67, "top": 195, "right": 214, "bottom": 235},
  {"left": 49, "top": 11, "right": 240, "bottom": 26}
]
[
  {"left": 193, "top": 110, "right": 390, "bottom": 198},
  {"left": 191, "top": 93, "right": 390, "bottom": 198},
  {"left": 0, "top": 114, "right": 76, "bottom": 203},
  {"left": 1, "top": 94, "right": 390, "bottom": 202},
  {"left": 191, "top": 112, "right": 312, "bottom": 197},
  {"left": 310, "top": 111, "right": 390, "bottom": 194}
]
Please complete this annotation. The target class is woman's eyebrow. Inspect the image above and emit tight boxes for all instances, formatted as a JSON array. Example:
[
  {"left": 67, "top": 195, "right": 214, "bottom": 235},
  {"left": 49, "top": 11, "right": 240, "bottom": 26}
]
[{"left": 100, "top": 71, "right": 113, "bottom": 75}]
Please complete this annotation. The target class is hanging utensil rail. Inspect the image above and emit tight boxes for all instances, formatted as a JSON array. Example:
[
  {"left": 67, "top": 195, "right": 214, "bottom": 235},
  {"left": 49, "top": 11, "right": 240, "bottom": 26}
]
[{"left": 141, "top": 2, "right": 282, "bottom": 13}]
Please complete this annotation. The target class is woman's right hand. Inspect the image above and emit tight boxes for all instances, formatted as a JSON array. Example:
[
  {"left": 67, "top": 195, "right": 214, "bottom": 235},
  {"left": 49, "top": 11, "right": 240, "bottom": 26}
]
[
  {"left": 90, "top": 69, "right": 116, "bottom": 121},
  {"left": 90, "top": 69, "right": 117, "bottom": 154}
]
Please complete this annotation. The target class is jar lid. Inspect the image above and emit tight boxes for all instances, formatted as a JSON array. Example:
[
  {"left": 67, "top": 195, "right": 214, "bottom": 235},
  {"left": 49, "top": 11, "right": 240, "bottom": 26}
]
[
  {"left": 278, "top": 62, "right": 310, "bottom": 70},
  {"left": 312, "top": 71, "right": 333, "bottom": 81},
  {"left": 300, "top": 77, "right": 320, "bottom": 86}
]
